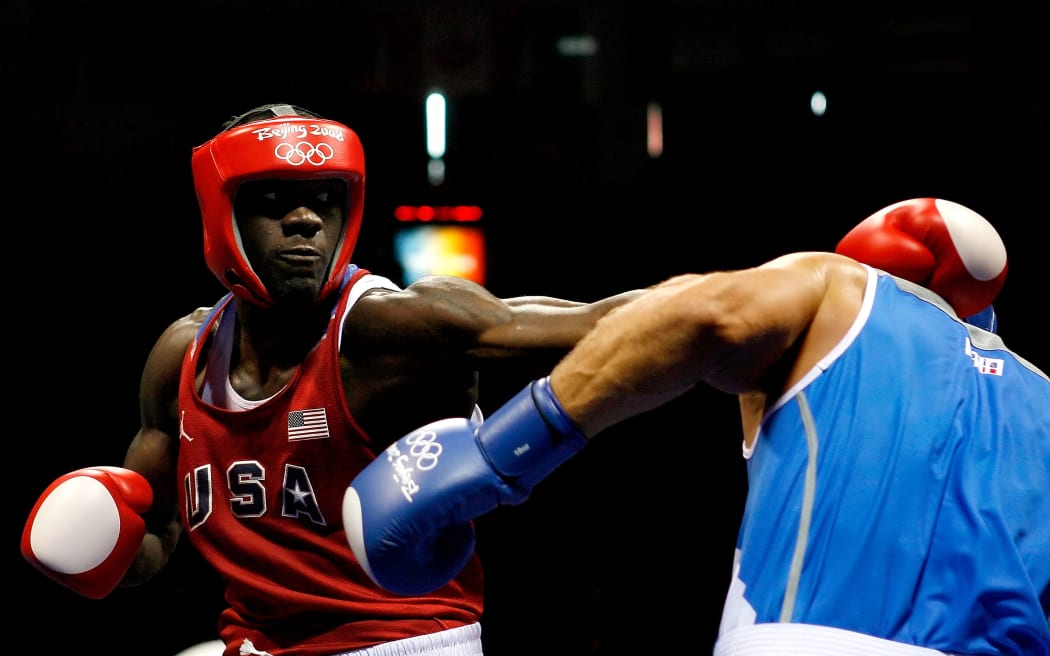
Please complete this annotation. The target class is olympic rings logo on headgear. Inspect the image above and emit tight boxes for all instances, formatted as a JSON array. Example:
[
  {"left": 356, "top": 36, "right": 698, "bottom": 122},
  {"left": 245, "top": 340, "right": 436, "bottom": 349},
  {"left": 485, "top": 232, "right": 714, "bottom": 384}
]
[{"left": 274, "top": 141, "right": 336, "bottom": 166}]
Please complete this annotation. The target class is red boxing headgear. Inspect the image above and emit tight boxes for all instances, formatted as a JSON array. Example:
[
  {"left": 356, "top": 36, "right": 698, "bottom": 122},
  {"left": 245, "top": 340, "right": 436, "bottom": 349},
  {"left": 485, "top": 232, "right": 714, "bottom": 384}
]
[
  {"left": 835, "top": 198, "right": 1008, "bottom": 319},
  {"left": 191, "top": 116, "right": 366, "bottom": 306}
]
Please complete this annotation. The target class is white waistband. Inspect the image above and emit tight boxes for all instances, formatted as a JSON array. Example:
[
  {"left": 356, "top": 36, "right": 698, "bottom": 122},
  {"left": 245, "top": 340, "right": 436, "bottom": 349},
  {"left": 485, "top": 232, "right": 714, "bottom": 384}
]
[
  {"left": 337, "top": 623, "right": 483, "bottom": 656},
  {"left": 714, "top": 623, "right": 951, "bottom": 656}
]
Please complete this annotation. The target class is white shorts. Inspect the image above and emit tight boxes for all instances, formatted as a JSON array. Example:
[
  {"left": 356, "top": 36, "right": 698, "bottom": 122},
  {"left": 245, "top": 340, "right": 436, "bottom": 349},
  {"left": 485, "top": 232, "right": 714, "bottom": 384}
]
[
  {"left": 337, "top": 623, "right": 483, "bottom": 656},
  {"left": 714, "top": 623, "right": 952, "bottom": 656}
]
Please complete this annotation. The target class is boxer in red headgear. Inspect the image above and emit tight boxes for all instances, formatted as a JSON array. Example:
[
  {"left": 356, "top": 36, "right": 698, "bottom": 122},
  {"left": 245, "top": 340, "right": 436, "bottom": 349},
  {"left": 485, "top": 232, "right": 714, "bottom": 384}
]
[
  {"left": 191, "top": 104, "right": 366, "bottom": 306},
  {"left": 22, "top": 103, "right": 647, "bottom": 656}
]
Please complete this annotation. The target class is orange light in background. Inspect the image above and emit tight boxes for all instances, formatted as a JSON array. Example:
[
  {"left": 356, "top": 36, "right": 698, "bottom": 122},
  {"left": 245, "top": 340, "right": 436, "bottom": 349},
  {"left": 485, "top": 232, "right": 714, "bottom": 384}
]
[
  {"left": 647, "top": 101, "right": 663, "bottom": 158},
  {"left": 394, "top": 225, "right": 487, "bottom": 285}
]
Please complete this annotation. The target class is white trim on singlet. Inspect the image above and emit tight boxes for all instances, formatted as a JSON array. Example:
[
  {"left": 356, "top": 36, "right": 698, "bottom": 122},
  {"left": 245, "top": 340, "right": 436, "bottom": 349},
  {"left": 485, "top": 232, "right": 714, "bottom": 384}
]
[
  {"left": 202, "top": 274, "right": 484, "bottom": 423},
  {"left": 714, "top": 623, "right": 952, "bottom": 656},
  {"left": 741, "top": 265, "right": 879, "bottom": 461},
  {"left": 201, "top": 274, "right": 402, "bottom": 412},
  {"left": 336, "top": 273, "right": 402, "bottom": 349}
]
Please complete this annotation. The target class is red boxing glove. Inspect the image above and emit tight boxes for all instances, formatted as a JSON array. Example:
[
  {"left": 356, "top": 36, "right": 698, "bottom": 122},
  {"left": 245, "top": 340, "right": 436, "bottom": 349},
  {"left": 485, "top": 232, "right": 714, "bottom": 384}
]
[
  {"left": 21, "top": 466, "right": 153, "bottom": 600},
  {"left": 835, "top": 198, "right": 1008, "bottom": 319}
]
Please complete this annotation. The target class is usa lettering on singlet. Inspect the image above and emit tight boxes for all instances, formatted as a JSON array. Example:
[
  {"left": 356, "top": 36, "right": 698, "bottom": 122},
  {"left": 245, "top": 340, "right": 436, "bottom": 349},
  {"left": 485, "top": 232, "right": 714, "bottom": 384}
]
[{"left": 175, "top": 266, "right": 484, "bottom": 656}]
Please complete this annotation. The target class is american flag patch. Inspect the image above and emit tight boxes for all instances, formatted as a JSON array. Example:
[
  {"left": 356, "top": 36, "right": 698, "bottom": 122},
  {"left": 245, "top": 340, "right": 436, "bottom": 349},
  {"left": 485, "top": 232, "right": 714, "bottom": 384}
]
[{"left": 288, "top": 408, "right": 330, "bottom": 441}]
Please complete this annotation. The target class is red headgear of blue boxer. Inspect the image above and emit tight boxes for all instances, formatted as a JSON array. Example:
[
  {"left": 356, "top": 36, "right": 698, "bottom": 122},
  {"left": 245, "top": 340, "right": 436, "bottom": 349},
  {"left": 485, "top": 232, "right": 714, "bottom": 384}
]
[{"left": 191, "top": 104, "right": 366, "bottom": 306}]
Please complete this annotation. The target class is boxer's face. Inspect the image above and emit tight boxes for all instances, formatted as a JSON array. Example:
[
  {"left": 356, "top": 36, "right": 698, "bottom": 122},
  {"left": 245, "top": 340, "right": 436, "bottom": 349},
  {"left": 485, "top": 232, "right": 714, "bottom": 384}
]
[{"left": 233, "top": 177, "right": 349, "bottom": 305}]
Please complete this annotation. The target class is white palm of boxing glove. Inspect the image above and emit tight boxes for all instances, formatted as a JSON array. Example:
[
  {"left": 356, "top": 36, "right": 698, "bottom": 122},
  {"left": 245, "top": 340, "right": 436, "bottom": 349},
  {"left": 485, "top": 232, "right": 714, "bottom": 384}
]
[
  {"left": 835, "top": 197, "right": 1008, "bottom": 319},
  {"left": 22, "top": 466, "right": 152, "bottom": 599}
]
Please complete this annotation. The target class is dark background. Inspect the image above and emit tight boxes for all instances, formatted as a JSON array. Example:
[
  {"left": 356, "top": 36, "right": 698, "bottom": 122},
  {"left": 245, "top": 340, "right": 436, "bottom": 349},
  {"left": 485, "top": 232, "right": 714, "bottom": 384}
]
[{"left": 10, "top": 0, "right": 1048, "bottom": 653}]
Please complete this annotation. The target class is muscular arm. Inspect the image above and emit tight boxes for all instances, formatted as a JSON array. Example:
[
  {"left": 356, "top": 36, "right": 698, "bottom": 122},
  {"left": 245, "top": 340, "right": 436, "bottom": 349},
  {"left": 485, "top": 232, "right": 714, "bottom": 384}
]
[
  {"left": 548, "top": 252, "right": 868, "bottom": 437},
  {"left": 341, "top": 255, "right": 866, "bottom": 593},
  {"left": 347, "top": 276, "right": 646, "bottom": 363},
  {"left": 119, "top": 309, "right": 208, "bottom": 586},
  {"left": 339, "top": 276, "right": 647, "bottom": 443}
]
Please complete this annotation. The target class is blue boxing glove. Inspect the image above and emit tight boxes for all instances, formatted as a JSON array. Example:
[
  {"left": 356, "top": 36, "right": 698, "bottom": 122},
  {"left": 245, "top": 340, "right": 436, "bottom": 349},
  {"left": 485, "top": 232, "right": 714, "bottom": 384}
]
[{"left": 342, "top": 376, "right": 586, "bottom": 595}]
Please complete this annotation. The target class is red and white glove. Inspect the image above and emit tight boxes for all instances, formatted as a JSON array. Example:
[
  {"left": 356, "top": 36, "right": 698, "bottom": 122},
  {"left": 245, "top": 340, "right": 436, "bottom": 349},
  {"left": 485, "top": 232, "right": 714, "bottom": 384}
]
[
  {"left": 835, "top": 198, "right": 1008, "bottom": 320},
  {"left": 21, "top": 466, "right": 153, "bottom": 600}
]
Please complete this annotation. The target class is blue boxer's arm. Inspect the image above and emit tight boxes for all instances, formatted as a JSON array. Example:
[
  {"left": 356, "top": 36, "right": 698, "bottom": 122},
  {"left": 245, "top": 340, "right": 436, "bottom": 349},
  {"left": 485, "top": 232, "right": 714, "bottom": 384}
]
[
  {"left": 474, "top": 376, "right": 588, "bottom": 494},
  {"left": 342, "top": 377, "right": 585, "bottom": 595}
]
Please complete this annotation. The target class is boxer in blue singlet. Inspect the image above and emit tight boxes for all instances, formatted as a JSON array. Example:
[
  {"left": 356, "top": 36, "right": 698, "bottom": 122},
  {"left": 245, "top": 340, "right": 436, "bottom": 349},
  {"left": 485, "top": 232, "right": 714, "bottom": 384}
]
[{"left": 349, "top": 198, "right": 1050, "bottom": 655}]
